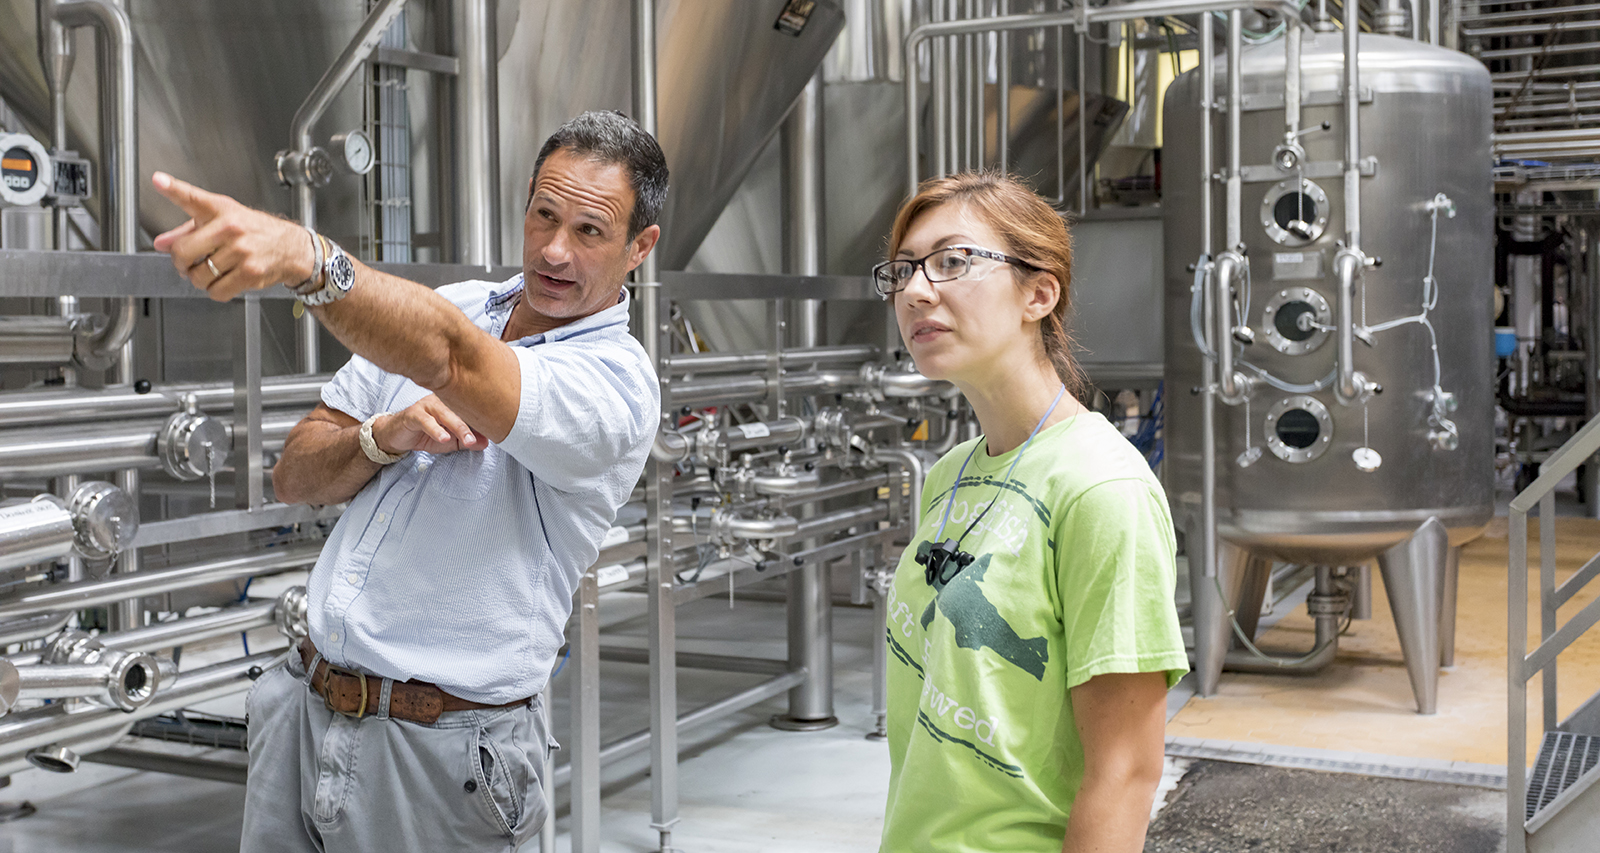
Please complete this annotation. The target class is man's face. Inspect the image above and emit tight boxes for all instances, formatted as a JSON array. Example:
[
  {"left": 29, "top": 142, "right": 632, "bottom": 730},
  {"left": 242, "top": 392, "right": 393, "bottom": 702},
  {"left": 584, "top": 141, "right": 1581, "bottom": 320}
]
[{"left": 521, "top": 149, "right": 659, "bottom": 328}]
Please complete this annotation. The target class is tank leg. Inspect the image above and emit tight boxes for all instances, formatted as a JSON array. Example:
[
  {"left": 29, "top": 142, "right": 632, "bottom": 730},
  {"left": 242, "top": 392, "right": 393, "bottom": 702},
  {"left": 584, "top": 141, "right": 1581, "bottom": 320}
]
[
  {"left": 1376, "top": 517, "right": 1448, "bottom": 714},
  {"left": 1192, "top": 539, "right": 1252, "bottom": 696},
  {"left": 1231, "top": 556, "right": 1274, "bottom": 646},
  {"left": 1440, "top": 545, "right": 1461, "bottom": 667}
]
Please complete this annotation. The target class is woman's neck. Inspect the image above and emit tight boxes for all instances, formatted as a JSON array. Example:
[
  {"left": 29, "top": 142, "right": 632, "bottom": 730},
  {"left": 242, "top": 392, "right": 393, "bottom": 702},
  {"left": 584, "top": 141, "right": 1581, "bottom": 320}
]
[{"left": 955, "top": 356, "right": 1086, "bottom": 455}]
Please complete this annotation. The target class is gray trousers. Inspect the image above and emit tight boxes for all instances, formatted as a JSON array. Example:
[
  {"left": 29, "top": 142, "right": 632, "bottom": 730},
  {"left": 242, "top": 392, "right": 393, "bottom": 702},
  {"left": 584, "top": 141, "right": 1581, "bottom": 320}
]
[{"left": 240, "top": 649, "right": 551, "bottom": 853}]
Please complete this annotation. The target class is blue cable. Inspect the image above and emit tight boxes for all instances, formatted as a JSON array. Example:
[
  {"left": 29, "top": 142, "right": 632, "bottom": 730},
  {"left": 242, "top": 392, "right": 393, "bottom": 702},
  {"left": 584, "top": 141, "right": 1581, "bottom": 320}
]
[{"left": 551, "top": 646, "right": 571, "bottom": 679}]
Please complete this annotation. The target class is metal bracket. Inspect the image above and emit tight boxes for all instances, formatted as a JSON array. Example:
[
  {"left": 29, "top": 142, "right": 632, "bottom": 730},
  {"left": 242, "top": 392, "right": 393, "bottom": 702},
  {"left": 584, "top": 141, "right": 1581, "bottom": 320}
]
[
  {"left": 1234, "top": 87, "right": 1374, "bottom": 112},
  {"left": 1240, "top": 156, "right": 1378, "bottom": 184}
]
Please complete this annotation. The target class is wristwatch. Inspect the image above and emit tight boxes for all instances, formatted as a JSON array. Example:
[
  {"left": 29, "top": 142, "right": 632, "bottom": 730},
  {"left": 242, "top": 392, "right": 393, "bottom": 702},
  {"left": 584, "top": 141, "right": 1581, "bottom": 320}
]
[
  {"left": 299, "top": 236, "right": 356, "bottom": 307},
  {"left": 359, "top": 414, "right": 407, "bottom": 465}
]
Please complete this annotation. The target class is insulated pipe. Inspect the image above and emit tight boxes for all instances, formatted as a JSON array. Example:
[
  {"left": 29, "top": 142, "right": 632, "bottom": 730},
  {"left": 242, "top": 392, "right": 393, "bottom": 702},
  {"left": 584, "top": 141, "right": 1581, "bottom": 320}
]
[
  {"left": 0, "top": 410, "right": 301, "bottom": 478},
  {"left": 455, "top": 0, "right": 500, "bottom": 267},
  {"left": 0, "top": 375, "right": 327, "bottom": 430},
  {"left": 0, "top": 653, "right": 275, "bottom": 780},
  {"left": 0, "top": 543, "right": 321, "bottom": 623}
]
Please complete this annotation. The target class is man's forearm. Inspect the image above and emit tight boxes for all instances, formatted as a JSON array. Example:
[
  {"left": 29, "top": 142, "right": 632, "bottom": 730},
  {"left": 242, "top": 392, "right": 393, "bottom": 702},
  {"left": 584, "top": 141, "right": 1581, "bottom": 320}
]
[
  {"left": 273, "top": 420, "right": 383, "bottom": 506},
  {"left": 308, "top": 265, "right": 518, "bottom": 440}
]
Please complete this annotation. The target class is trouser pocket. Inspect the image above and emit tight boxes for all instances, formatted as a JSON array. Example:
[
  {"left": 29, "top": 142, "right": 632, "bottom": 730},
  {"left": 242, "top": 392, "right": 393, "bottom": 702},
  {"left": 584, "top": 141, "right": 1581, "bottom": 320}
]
[{"left": 471, "top": 715, "right": 545, "bottom": 842}]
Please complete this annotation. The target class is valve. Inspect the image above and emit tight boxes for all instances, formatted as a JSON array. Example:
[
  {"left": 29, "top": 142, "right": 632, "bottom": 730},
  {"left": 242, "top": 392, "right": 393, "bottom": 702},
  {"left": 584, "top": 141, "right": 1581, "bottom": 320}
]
[{"left": 158, "top": 393, "right": 228, "bottom": 507}]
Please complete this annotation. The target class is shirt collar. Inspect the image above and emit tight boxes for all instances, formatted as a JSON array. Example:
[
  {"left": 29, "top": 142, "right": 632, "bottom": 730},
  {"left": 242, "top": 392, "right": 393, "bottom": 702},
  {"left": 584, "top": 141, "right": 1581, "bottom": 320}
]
[{"left": 485, "top": 273, "right": 633, "bottom": 345}]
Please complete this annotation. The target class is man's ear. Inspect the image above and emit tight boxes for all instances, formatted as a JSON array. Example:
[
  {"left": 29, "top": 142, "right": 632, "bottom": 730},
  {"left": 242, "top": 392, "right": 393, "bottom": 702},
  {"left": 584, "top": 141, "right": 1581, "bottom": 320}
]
[
  {"left": 1023, "top": 271, "right": 1060, "bottom": 324},
  {"left": 627, "top": 224, "right": 662, "bottom": 271}
]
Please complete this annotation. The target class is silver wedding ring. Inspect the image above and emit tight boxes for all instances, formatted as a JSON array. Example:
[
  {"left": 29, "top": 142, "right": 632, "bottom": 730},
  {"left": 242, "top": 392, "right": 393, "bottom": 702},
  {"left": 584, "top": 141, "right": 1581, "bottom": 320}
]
[{"left": 205, "top": 256, "right": 221, "bottom": 279}]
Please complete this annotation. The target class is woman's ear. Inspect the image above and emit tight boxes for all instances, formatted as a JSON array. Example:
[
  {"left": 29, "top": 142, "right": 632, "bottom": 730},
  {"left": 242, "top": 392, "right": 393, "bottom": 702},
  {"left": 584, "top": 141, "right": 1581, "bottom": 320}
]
[{"left": 1023, "top": 271, "right": 1060, "bottom": 323}]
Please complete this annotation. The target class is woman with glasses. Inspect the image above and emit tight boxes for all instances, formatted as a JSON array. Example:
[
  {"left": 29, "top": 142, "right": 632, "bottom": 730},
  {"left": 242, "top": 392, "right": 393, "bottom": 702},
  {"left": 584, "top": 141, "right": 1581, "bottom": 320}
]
[{"left": 874, "top": 172, "right": 1187, "bottom": 853}]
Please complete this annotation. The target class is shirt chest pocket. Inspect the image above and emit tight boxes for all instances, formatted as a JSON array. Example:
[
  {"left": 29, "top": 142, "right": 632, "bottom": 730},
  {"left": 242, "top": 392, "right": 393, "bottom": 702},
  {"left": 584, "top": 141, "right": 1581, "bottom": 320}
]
[{"left": 420, "top": 446, "right": 501, "bottom": 501}]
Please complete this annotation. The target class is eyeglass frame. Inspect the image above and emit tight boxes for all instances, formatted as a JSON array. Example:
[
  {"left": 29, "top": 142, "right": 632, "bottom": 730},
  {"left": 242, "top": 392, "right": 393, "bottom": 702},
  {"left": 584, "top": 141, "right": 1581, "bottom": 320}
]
[{"left": 871, "top": 244, "right": 1043, "bottom": 298}]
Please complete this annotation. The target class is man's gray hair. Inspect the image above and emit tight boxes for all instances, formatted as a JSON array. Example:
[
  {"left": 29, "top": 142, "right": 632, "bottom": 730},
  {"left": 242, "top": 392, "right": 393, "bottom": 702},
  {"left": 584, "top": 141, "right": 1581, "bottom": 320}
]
[{"left": 530, "top": 111, "right": 669, "bottom": 239}]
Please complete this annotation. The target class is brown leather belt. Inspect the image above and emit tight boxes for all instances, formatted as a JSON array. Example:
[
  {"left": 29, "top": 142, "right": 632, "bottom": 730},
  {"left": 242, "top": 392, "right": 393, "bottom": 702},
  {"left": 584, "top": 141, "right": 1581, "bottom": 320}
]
[{"left": 298, "top": 640, "right": 528, "bottom": 724}]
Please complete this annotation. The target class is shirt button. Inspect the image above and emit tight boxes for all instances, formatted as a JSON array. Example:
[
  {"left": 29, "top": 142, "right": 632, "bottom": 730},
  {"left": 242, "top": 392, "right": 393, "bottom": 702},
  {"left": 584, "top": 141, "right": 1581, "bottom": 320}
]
[
  {"left": 418, "top": 462, "right": 431, "bottom": 472},
  {"left": 346, "top": 573, "right": 359, "bottom": 584},
  {"left": 375, "top": 512, "right": 387, "bottom": 524},
  {"left": 328, "top": 632, "right": 340, "bottom": 643}
]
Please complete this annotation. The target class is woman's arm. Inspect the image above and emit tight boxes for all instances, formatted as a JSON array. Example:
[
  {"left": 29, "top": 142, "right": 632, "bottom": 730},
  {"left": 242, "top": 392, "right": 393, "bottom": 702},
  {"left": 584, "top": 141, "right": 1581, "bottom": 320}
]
[{"left": 1062, "top": 670, "right": 1169, "bottom": 853}]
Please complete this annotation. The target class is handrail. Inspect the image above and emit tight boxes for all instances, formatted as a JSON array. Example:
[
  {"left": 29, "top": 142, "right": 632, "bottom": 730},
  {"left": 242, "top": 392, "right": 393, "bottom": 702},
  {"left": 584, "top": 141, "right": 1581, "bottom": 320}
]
[{"left": 1506, "top": 414, "right": 1600, "bottom": 852}]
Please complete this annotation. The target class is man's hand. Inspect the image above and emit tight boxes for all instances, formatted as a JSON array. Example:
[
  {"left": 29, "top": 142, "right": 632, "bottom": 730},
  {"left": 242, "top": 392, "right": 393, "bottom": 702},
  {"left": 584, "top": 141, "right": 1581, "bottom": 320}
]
[
  {"left": 372, "top": 395, "right": 485, "bottom": 456},
  {"left": 150, "top": 172, "right": 313, "bottom": 301}
]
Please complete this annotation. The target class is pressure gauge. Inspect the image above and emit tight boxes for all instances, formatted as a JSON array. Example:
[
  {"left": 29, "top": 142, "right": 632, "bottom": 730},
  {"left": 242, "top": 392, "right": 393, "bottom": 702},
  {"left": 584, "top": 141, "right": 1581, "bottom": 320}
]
[
  {"left": 0, "top": 133, "right": 52, "bottom": 207},
  {"left": 331, "top": 130, "right": 375, "bottom": 176}
]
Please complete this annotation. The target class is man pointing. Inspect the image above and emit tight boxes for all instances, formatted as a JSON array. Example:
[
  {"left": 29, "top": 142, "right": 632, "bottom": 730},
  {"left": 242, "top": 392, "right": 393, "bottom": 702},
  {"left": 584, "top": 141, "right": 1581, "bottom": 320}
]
[{"left": 153, "top": 111, "right": 665, "bottom": 852}]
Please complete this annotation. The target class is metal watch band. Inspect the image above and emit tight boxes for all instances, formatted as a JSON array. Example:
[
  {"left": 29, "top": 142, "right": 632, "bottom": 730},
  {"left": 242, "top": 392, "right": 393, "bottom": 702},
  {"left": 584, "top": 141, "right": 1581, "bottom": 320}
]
[
  {"left": 359, "top": 414, "right": 406, "bottom": 465},
  {"left": 289, "top": 226, "right": 325, "bottom": 296}
]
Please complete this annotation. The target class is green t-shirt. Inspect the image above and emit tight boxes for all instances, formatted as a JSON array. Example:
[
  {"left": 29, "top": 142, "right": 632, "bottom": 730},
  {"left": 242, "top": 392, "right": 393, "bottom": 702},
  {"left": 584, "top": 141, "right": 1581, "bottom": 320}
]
[{"left": 879, "top": 412, "right": 1188, "bottom": 853}]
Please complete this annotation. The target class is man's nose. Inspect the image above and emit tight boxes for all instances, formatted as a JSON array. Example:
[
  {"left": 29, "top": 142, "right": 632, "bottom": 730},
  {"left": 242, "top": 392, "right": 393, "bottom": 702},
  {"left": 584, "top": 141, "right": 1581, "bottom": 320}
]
[{"left": 543, "top": 227, "right": 574, "bottom": 265}]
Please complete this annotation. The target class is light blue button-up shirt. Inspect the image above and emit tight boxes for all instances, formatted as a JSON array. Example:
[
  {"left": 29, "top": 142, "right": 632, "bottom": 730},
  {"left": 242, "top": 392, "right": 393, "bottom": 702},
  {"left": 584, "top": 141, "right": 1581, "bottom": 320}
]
[{"left": 308, "top": 275, "right": 658, "bottom": 704}]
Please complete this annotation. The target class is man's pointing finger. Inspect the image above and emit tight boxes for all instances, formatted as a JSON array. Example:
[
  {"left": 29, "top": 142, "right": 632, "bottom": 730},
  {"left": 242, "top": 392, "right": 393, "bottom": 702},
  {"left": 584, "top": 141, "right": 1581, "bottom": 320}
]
[{"left": 151, "top": 171, "right": 224, "bottom": 221}]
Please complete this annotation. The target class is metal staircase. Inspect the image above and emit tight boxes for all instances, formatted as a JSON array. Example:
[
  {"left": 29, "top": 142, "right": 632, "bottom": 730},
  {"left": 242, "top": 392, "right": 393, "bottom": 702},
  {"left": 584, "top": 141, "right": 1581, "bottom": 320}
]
[{"left": 1507, "top": 416, "right": 1600, "bottom": 853}]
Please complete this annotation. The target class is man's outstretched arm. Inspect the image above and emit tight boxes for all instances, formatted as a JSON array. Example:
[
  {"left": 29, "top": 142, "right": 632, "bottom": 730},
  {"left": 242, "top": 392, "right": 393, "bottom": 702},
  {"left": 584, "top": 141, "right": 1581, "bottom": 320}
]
[{"left": 149, "top": 172, "right": 521, "bottom": 441}]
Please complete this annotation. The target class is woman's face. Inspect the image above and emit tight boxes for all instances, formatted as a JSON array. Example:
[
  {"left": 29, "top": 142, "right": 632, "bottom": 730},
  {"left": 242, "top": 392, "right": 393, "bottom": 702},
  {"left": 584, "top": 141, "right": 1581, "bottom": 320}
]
[{"left": 891, "top": 203, "right": 1053, "bottom": 386}]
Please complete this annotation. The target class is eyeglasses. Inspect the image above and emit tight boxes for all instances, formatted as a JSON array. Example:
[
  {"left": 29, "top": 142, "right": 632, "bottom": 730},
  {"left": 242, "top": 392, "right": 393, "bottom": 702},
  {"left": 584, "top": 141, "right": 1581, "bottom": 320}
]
[{"left": 871, "top": 245, "right": 1040, "bottom": 297}]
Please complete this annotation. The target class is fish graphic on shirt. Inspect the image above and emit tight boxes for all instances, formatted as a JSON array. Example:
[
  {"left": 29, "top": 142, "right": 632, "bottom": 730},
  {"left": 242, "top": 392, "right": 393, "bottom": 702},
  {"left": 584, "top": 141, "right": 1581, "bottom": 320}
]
[{"left": 919, "top": 547, "right": 1049, "bottom": 681}]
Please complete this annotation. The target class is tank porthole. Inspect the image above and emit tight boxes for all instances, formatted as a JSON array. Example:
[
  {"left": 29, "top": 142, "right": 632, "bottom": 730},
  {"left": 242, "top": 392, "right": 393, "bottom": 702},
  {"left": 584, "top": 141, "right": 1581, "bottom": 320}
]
[
  {"left": 1264, "top": 396, "right": 1334, "bottom": 463},
  {"left": 1260, "top": 178, "right": 1329, "bottom": 247},
  {"left": 1260, "top": 286, "right": 1332, "bottom": 355}
]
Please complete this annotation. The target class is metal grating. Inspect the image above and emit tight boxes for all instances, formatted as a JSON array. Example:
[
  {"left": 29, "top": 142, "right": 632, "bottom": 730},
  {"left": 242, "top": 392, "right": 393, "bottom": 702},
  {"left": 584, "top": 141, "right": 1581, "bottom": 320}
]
[
  {"left": 1525, "top": 731, "right": 1600, "bottom": 822},
  {"left": 128, "top": 710, "right": 248, "bottom": 751}
]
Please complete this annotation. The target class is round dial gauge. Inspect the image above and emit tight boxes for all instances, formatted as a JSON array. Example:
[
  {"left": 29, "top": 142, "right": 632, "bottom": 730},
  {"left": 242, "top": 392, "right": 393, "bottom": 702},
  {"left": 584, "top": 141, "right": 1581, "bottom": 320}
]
[{"left": 332, "top": 130, "right": 375, "bottom": 176}]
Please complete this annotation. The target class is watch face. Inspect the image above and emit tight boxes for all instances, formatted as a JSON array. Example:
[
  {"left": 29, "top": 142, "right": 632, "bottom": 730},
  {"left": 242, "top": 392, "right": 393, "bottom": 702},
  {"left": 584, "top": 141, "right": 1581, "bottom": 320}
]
[{"left": 328, "top": 252, "right": 355, "bottom": 292}]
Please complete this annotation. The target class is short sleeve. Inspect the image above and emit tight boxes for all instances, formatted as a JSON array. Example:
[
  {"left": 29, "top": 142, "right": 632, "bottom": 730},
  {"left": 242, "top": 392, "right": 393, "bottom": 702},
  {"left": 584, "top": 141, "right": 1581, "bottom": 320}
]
[
  {"left": 497, "top": 341, "right": 659, "bottom": 494},
  {"left": 1055, "top": 478, "right": 1189, "bottom": 690},
  {"left": 320, "top": 354, "right": 391, "bottom": 422}
]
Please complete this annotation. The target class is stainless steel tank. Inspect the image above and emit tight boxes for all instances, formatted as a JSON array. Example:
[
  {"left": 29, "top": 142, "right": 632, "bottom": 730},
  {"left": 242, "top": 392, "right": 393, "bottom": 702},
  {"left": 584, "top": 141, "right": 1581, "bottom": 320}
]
[{"left": 1160, "top": 32, "right": 1494, "bottom": 711}]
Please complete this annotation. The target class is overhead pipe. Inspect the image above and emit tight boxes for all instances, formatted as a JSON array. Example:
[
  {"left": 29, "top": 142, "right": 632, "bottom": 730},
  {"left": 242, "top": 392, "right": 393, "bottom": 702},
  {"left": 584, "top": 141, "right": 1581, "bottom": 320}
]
[{"left": 900, "top": 0, "right": 1306, "bottom": 195}]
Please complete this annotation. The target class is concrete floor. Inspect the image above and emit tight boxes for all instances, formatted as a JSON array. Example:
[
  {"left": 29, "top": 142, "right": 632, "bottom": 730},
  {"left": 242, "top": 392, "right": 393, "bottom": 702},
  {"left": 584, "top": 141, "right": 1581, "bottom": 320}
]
[{"left": 0, "top": 556, "right": 1532, "bottom": 853}]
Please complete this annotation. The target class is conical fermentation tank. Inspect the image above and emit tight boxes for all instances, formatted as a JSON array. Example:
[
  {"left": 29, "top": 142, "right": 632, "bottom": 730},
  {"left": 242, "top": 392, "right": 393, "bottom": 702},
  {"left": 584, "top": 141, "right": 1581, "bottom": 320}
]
[{"left": 1162, "top": 32, "right": 1495, "bottom": 564}]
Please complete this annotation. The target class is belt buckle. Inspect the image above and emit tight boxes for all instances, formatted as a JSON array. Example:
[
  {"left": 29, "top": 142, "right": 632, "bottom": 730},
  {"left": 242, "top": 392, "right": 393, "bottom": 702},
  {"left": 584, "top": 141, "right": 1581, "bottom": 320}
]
[{"left": 320, "top": 662, "right": 369, "bottom": 719}]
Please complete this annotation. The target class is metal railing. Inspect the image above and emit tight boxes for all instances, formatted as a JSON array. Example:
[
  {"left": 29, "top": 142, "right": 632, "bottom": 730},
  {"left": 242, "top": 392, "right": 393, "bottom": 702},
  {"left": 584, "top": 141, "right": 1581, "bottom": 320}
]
[{"left": 1507, "top": 415, "right": 1600, "bottom": 853}]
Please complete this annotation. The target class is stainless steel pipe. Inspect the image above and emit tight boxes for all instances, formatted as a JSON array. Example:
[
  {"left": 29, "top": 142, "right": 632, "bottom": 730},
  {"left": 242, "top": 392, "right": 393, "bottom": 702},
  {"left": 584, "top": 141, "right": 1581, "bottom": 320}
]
[
  {"left": 666, "top": 346, "right": 878, "bottom": 376},
  {"left": 455, "top": 0, "right": 500, "bottom": 267},
  {"left": 0, "top": 410, "right": 301, "bottom": 478},
  {"left": 0, "top": 375, "right": 326, "bottom": 430},
  {"left": 0, "top": 652, "right": 275, "bottom": 780},
  {"left": 0, "top": 543, "right": 320, "bottom": 624}
]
